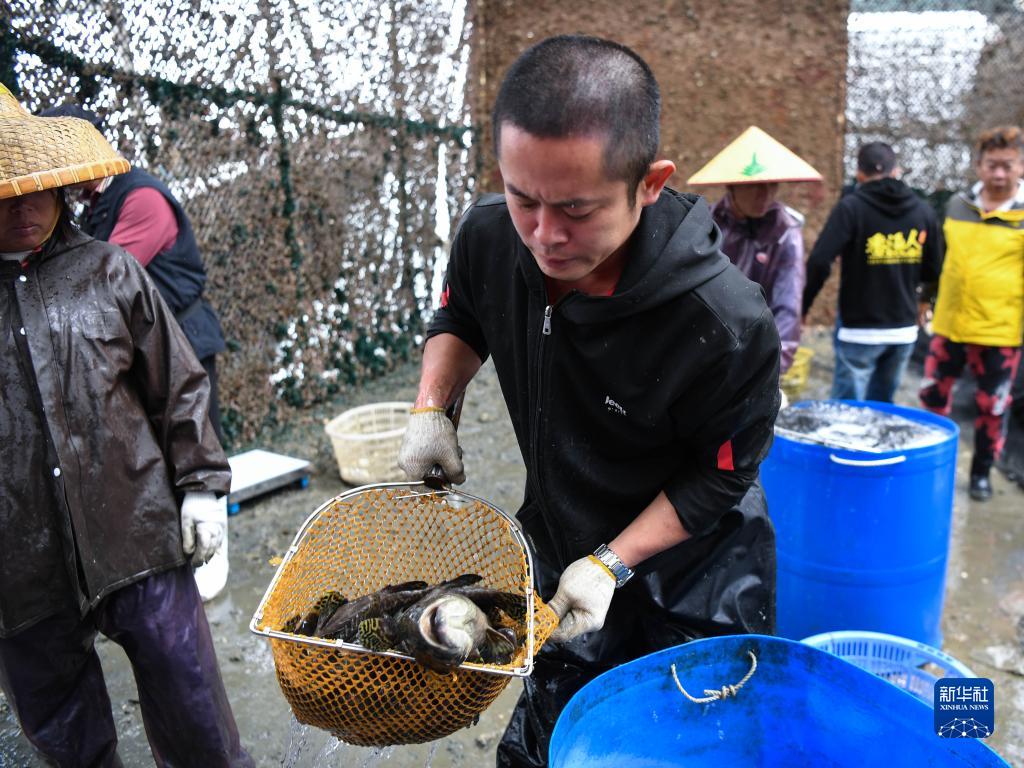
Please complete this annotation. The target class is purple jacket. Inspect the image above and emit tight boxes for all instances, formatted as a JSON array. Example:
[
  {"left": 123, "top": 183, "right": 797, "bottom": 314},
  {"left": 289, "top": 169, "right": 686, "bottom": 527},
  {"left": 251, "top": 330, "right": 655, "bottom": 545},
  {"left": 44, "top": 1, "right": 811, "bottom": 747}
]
[{"left": 712, "top": 195, "right": 805, "bottom": 372}]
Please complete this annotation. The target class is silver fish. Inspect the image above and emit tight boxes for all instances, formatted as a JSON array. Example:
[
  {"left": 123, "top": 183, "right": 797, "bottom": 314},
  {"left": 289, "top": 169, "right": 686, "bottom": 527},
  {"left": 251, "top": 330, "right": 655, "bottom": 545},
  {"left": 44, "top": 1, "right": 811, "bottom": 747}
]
[{"left": 392, "top": 591, "right": 517, "bottom": 672}]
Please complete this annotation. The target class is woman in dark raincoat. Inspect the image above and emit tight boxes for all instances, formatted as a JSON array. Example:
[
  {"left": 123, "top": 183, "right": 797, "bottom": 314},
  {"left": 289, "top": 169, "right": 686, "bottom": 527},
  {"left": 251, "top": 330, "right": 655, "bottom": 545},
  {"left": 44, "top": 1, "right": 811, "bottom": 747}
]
[{"left": 0, "top": 84, "right": 252, "bottom": 767}]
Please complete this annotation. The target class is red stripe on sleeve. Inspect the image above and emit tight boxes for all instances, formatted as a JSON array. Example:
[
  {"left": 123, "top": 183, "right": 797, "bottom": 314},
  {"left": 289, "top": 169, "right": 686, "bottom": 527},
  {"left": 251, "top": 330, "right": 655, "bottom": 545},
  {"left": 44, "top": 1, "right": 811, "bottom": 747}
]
[{"left": 717, "top": 440, "right": 735, "bottom": 471}]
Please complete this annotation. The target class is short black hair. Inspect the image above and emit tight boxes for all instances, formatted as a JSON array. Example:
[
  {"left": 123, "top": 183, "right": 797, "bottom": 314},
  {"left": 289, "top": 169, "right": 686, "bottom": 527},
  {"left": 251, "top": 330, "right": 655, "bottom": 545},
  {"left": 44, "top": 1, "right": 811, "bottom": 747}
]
[
  {"left": 857, "top": 142, "right": 896, "bottom": 176},
  {"left": 492, "top": 35, "right": 660, "bottom": 199},
  {"left": 37, "top": 103, "right": 105, "bottom": 132}
]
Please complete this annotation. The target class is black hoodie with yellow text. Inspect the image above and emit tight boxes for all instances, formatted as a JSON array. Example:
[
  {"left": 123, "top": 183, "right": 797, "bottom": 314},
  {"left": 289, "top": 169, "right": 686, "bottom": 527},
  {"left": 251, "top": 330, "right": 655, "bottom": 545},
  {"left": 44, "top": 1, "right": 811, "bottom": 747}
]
[{"left": 803, "top": 177, "right": 944, "bottom": 328}]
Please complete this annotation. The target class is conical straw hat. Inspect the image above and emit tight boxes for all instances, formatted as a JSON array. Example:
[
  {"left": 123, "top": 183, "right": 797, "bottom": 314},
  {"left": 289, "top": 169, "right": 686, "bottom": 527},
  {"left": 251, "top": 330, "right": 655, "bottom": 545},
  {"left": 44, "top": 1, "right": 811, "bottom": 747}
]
[
  {"left": 0, "top": 83, "right": 129, "bottom": 200},
  {"left": 687, "top": 125, "right": 822, "bottom": 186}
]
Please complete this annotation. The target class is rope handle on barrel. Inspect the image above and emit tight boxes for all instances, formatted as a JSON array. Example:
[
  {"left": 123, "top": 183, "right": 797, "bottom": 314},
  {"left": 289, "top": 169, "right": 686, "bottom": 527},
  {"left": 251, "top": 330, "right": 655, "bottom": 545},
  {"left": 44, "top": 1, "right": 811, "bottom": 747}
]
[{"left": 670, "top": 650, "right": 757, "bottom": 704}]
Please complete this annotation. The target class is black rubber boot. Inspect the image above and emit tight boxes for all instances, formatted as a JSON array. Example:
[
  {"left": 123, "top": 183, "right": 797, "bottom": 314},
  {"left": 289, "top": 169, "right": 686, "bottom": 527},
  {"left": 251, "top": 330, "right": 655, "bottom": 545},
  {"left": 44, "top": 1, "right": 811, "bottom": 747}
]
[{"left": 969, "top": 474, "right": 993, "bottom": 501}]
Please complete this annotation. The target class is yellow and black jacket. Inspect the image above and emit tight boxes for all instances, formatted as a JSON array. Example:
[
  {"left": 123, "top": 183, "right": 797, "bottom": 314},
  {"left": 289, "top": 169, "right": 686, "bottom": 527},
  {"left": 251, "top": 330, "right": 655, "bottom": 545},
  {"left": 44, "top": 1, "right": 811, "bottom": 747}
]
[{"left": 933, "top": 184, "right": 1024, "bottom": 347}]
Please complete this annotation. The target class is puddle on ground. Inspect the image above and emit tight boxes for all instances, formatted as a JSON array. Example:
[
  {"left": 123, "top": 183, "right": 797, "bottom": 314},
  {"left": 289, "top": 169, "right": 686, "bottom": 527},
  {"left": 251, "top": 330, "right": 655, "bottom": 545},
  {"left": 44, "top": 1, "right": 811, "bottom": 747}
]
[{"left": 284, "top": 718, "right": 455, "bottom": 767}]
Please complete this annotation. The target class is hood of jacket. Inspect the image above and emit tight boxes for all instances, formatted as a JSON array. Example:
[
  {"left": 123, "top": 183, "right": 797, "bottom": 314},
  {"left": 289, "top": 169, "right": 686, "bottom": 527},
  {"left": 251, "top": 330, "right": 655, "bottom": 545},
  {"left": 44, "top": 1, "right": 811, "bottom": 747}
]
[
  {"left": 854, "top": 177, "right": 921, "bottom": 216},
  {"left": 514, "top": 188, "right": 731, "bottom": 324}
]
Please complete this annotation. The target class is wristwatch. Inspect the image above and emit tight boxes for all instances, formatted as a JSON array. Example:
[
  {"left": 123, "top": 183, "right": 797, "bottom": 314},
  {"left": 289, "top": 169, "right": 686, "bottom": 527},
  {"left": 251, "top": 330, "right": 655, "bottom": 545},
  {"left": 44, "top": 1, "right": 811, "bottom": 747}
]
[{"left": 593, "top": 544, "right": 635, "bottom": 588}]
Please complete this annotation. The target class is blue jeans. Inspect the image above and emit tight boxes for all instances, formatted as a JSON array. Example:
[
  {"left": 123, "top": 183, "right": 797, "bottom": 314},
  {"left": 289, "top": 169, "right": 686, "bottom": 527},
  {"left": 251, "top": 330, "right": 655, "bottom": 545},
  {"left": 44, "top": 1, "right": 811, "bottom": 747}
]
[{"left": 832, "top": 337, "right": 915, "bottom": 402}]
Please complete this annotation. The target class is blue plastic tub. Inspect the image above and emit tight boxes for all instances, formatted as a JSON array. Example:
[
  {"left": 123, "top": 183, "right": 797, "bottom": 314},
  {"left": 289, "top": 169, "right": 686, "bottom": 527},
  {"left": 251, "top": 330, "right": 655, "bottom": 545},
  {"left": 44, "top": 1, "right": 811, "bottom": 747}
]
[
  {"left": 761, "top": 401, "right": 959, "bottom": 646},
  {"left": 549, "top": 635, "right": 1008, "bottom": 768}
]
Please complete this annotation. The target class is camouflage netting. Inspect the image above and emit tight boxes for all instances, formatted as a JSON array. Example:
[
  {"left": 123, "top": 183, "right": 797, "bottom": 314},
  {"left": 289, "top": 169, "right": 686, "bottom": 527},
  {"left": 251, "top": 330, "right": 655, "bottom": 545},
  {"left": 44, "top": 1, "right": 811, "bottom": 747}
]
[
  {"left": 6, "top": 1, "right": 1023, "bottom": 425},
  {"left": 847, "top": 0, "right": 1024, "bottom": 202},
  {"left": 1, "top": 0, "right": 476, "bottom": 446}
]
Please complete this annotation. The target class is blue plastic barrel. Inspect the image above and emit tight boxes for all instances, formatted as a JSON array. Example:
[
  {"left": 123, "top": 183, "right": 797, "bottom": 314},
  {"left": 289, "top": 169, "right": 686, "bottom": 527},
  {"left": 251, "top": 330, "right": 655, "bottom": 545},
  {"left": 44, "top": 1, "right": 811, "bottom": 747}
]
[
  {"left": 549, "top": 635, "right": 1007, "bottom": 768},
  {"left": 761, "top": 401, "right": 958, "bottom": 646}
]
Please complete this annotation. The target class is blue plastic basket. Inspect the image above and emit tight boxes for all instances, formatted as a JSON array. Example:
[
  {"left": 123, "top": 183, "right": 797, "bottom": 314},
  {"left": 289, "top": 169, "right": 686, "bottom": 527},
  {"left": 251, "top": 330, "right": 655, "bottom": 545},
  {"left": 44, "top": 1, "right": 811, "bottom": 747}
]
[{"left": 802, "top": 630, "right": 974, "bottom": 706}]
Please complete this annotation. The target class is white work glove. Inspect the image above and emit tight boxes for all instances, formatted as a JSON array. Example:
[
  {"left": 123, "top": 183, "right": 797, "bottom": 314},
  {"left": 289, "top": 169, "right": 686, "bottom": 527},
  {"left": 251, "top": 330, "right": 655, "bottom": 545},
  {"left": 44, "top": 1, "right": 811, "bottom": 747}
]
[
  {"left": 398, "top": 407, "right": 466, "bottom": 484},
  {"left": 547, "top": 556, "right": 617, "bottom": 643},
  {"left": 180, "top": 491, "right": 226, "bottom": 566}
]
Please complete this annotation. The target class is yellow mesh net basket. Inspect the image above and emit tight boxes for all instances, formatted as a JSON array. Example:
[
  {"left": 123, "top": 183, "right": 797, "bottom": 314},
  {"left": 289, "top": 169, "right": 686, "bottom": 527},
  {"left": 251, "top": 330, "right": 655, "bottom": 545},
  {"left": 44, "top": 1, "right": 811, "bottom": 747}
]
[{"left": 250, "top": 483, "right": 559, "bottom": 746}]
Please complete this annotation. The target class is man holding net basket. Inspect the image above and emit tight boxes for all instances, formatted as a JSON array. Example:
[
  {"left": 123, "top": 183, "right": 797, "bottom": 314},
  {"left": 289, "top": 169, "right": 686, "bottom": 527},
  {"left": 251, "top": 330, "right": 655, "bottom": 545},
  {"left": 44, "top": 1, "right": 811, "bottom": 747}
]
[{"left": 399, "top": 35, "right": 780, "bottom": 768}]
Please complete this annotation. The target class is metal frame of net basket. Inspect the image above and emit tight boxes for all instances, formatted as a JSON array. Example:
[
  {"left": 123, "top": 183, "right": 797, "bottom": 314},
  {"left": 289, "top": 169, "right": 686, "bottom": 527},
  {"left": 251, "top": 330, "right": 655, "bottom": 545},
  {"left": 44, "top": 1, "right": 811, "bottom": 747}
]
[{"left": 250, "top": 482, "right": 558, "bottom": 746}]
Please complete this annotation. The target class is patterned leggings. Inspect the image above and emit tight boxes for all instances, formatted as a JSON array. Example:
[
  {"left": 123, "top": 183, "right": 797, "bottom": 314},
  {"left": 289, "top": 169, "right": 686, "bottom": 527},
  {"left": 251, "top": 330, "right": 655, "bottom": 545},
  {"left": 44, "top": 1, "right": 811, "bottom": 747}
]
[{"left": 919, "top": 335, "right": 1022, "bottom": 476}]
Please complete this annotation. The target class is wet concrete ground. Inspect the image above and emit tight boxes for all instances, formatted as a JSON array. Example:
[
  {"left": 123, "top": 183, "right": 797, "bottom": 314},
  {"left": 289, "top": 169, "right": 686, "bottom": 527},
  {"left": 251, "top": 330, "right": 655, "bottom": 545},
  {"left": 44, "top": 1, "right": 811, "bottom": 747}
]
[{"left": 1, "top": 326, "right": 1022, "bottom": 766}]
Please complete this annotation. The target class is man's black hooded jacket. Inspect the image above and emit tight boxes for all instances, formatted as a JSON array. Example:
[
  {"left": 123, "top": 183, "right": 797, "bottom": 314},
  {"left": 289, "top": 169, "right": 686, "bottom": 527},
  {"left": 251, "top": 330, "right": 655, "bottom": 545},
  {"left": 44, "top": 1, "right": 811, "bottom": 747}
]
[{"left": 428, "top": 188, "right": 780, "bottom": 644}]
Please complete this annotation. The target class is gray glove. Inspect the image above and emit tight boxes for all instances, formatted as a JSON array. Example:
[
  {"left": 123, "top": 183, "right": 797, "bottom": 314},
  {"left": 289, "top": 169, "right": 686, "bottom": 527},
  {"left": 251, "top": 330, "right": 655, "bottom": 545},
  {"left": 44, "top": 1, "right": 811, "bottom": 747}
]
[
  {"left": 547, "top": 555, "right": 616, "bottom": 643},
  {"left": 180, "top": 491, "right": 226, "bottom": 566},
  {"left": 398, "top": 407, "right": 465, "bottom": 484}
]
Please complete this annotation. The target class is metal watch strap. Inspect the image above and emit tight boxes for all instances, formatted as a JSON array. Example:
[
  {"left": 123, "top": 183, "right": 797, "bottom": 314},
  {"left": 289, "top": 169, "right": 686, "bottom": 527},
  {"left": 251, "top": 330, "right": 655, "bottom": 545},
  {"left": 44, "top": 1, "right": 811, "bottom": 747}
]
[{"left": 593, "top": 543, "right": 635, "bottom": 588}]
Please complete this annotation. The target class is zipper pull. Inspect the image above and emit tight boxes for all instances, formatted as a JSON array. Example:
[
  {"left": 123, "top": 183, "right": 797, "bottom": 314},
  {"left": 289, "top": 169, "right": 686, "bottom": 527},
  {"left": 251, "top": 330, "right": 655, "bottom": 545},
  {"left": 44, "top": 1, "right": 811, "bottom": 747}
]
[{"left": 542, "top": 305, "right": 552, "bottom": 336}]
